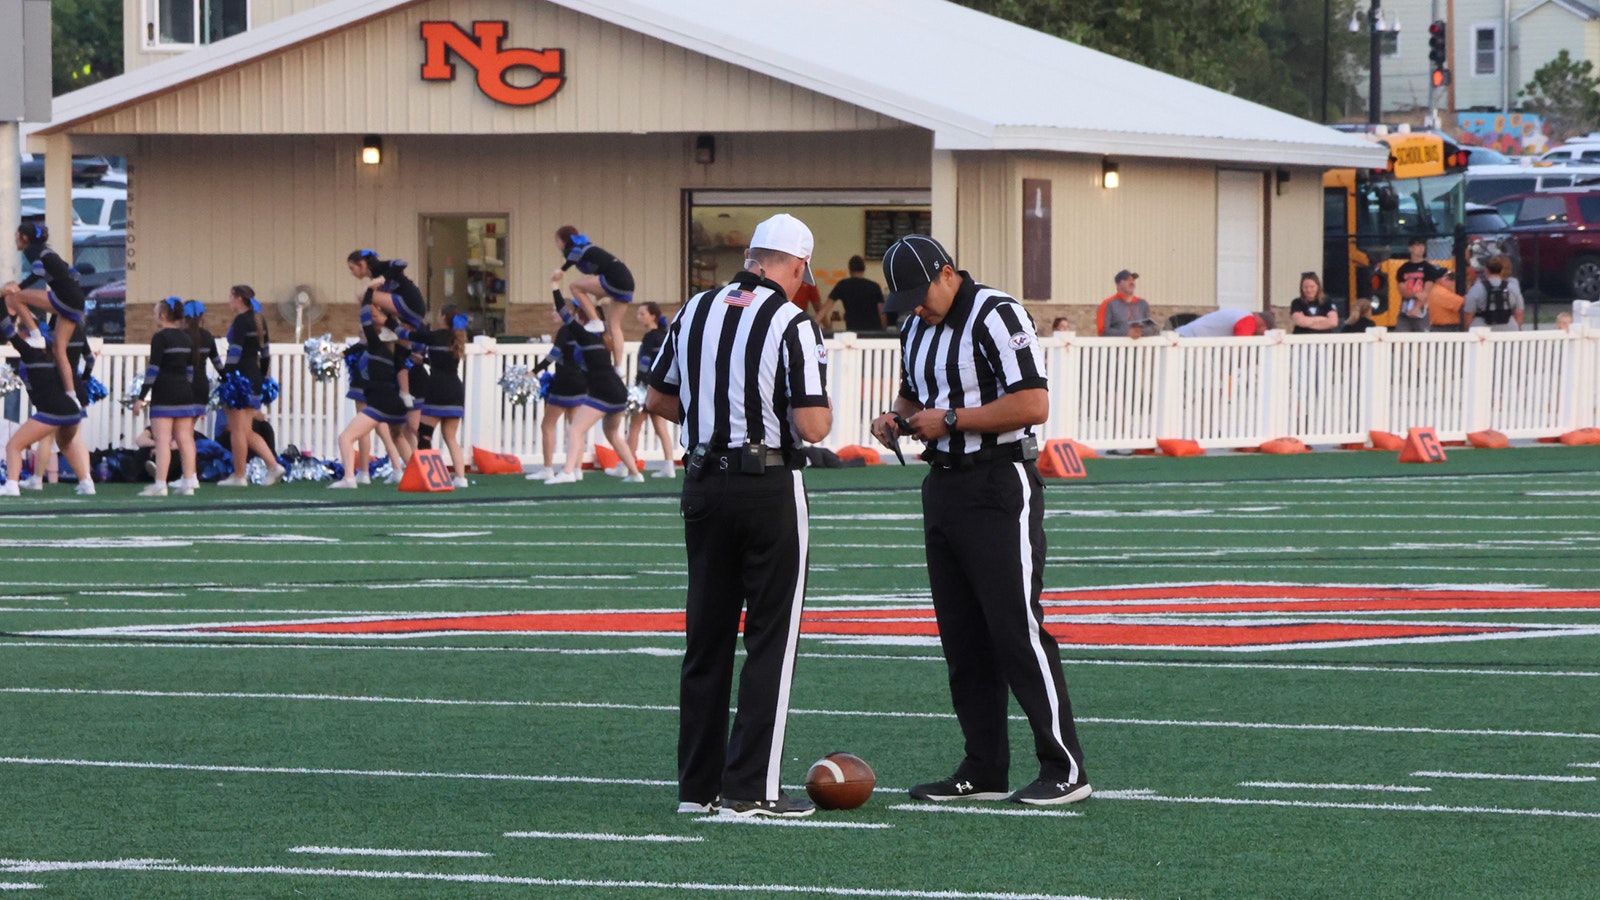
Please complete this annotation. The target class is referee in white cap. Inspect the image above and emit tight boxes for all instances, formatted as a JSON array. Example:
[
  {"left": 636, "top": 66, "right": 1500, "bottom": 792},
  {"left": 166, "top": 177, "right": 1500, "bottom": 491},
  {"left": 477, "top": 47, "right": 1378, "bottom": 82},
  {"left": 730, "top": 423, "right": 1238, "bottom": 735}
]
[
  {"left": 870, "top": 234, "right": 1090, "bottom": 806},
  {"left": 646, "top": 213, "right": 833, "bottom": 818}
]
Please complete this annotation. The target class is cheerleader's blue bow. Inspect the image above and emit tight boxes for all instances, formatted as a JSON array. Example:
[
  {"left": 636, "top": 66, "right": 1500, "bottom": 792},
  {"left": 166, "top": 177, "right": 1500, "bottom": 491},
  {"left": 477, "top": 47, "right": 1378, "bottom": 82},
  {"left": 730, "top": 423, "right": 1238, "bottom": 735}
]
[
  {"left": 248, "top": 297, "right": 262, "bottom": 313},
  {"left": 183, "top": 300, "right": 205, "bottom": 318},
  {"left": 452, "top": 314, "right": 468, "bottom": 330}
]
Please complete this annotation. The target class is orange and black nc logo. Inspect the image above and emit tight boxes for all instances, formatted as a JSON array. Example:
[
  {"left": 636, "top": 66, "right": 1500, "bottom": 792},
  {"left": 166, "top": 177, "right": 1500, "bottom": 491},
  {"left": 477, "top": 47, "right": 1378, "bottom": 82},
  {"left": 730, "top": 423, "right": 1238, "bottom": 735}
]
[{"left": 419, "top": 21, "right": 565, "bottom": 107}]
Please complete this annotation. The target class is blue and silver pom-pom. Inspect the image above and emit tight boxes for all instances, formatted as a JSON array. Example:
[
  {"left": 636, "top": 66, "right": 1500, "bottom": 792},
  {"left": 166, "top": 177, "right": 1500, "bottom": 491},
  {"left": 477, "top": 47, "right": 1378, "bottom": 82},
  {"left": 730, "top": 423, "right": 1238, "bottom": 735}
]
[
  {"left": 261, "top": 377, "right": 281, "bottom": 405},
  {"left": 283, "top": 456, "right": 337, "bottom": 483},
  {"left": 304, "top": 335, "right": 345, "bottom": 382},
  {"left": 498, "top": 364, "right": 537, "bottom": 406},
  {"left": 0, "top": 365, "right": 24, "bottom": 397},
  {"left": 538, "top": 371, "right": 554, "bottom": 399},
  {"left": 245, "top": 457, "right": 268, "bottom": 485},
  {"left": 369, "top": 457, "right": 393, "bottom": 481},
  {"left": 207, "top": 382, "right": 222, "bottom": 412},
  {"left": 217, "top": 371, "right": 254, "bottom": 409},
  {"left": 83, "top": 375, "right": 109, "bottom": 405},
  {"left": 120, "top": 375, "right": 145, "bottom": 410},
  {"left": 625, "top": 383, "right": 648, "bottom": 416}
]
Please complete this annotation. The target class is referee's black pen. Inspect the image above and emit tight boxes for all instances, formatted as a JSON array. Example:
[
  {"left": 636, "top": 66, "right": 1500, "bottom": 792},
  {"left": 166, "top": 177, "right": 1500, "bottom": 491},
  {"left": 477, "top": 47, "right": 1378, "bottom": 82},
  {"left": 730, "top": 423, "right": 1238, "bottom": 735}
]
[{"left": 887, "top": 414, "right": 916, "bottom": 466}]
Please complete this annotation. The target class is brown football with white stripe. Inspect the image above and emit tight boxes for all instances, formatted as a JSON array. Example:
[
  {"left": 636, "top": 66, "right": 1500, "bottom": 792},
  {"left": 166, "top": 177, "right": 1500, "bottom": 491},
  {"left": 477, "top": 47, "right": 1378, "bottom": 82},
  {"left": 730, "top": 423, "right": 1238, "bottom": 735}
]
[{"left": 805, "top": 752, "right": 875, "bottom": 810}]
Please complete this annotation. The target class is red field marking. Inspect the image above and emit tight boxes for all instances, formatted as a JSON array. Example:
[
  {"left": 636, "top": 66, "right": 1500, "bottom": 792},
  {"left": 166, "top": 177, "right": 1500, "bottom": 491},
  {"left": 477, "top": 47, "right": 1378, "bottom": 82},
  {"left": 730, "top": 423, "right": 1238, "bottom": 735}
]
[{"left": 199, "top": 585, "right": 1600, "bottom": 648}]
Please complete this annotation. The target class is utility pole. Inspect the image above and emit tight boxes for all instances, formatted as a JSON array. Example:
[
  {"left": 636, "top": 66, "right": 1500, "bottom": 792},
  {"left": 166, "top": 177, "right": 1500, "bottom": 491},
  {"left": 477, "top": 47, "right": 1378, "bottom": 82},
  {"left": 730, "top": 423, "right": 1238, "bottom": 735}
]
[
  {"left": 1369, "top": 0, "right": 1383, "bottom": 124},
  {"left": 0, "top": 0, "right": 53, "bottom": 288}
]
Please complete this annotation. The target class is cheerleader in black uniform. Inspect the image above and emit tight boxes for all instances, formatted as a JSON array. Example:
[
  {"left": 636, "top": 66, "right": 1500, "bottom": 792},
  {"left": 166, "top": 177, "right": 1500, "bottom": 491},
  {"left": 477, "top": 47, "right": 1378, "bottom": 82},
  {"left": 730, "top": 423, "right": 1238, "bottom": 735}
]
[
  {"left": 544, "top": 278, "right": 642, "bottom": 485},
  {"left": 415, "top": 304, "right": 469, "bottom": 488},
  {"left": 0, "top": 296, "right": 94, "bottom": 496},
  {"left": 328, "top": 307, "right": 412, "bottom": 489},
  {"left": 2, "top": 224, "right": 87, "bottom": 401},
  {"left": 343, "top": 339, "right": 376, "bottom": 484},
  {"left": 23, "top": 317, "right": 97, "bottom": 489},
  {"left": 555, "top": 226, "right": 635, "bottom": 370},
  {"left": 524, "top": 301, "right": 578, "bottom": 482},
  {"left": 347, "top": 249, "right": 427, "bottom": 342},
  {"left": 180, "top": 300, "right": 222, "bottom": 490},
  {"left": 131, "top": 297, "right": 202, "bottom": 497},
  {"left": 626, "top": 302, "right": 676, "bottom": 479}
]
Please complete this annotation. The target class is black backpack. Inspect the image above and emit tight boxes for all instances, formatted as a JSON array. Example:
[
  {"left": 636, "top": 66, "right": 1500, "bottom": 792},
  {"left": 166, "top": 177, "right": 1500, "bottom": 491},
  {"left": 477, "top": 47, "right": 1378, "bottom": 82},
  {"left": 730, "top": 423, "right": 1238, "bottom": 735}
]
[{"left": 1482, "top": 281, "right": 1513, "bottom": 326}]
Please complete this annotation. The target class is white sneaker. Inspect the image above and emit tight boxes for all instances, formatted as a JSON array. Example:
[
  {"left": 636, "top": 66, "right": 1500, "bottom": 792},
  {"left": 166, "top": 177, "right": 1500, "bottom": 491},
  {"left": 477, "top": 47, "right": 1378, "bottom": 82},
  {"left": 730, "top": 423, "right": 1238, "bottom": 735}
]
[
  {"left": 356, "top": 470, "right": 371, "bottom": 485},
  {"left": 263, "top": 465, "right": 286, "bottom": 486},
  {"left": 327, "top": 478, "right": 358, "bottom": 489},
  {"left": 605, "top": 464, "right": 628, "bottom": 477},
  {"left": 623, "top": 471, "right": 646, "bottom": 484},
  {"left": 20, "top": 475, "right": 43, "bottom": 491},
  {"left": 651, "top": 465, "right": 677, "bottom": 479},
  {"left": 524, "top": 466, "right": 552, "bottom": 481},
  {"left": 182, "top": 476, "right": 200, "bottom": 489},
  {"left": 217, "top": 475, "right": 248, "bottom": 487},
  {"left": 173, "top": 482, "right": 195, "bottom": 496},
  {"left": 74, "top": 480, "right": 95, "bottom": 496},
  {"left": 383, "top": 470, "right": 402, "bottom": 485},
  {"left": 139, "top": 483, "right": 168, "bottom": 497},
  {"left": 452, "top": 476, "right": 469, "bottom": 488},
  {"left": 23, "top": 332, "right": 45, "bottom": 349},
  {"left": 0, "top": 481, "right": 19, "bottom": 496},
  {"left": 543, "top": 471, "right": 578, "bottom": 485}
]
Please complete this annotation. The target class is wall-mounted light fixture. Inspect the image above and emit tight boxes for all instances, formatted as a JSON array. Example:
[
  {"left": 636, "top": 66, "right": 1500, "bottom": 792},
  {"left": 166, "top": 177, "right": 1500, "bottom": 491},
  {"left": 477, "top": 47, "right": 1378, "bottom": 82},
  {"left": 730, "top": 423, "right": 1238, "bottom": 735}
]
[
  {"left": 1101, "top": 159, "right": 1120, "bottom": 190},
  {"left": 361, "top": 135, "right": 383, "bottom": 166},
  {"left": 694, "top": 134, "right": 716, "bottom": 165},
  {"left": 1275, "top": 168, "right": 1292, "bottom": 196}
]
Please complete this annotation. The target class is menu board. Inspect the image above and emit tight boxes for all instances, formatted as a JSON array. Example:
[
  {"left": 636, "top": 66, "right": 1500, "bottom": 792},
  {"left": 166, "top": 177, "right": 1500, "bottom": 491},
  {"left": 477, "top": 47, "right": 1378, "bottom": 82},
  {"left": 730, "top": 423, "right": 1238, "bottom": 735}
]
[{"left": 863, "top": 209, "right": 933, "bottom": 259}]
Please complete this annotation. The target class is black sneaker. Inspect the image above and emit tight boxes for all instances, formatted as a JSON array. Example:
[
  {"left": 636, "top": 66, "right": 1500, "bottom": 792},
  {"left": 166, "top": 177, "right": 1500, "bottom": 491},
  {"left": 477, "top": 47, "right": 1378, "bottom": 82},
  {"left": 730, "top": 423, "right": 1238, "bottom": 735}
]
[
  {"left": 907, "top": 776, "right": 1010, "bottom": 802},
  {"left": 1010, "top": 776, "right": 1092, "bottom": 806},
  {"left": 718, "top": 792, "right": 815, "bottom": 818}
]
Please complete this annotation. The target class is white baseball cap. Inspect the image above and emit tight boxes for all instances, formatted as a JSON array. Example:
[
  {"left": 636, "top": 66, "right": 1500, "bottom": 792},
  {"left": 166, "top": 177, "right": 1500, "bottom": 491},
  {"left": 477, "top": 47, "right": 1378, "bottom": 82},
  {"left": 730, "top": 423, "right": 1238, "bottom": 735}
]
[{"left": 747, "top": 213, "right": 815, "bottom": 285}]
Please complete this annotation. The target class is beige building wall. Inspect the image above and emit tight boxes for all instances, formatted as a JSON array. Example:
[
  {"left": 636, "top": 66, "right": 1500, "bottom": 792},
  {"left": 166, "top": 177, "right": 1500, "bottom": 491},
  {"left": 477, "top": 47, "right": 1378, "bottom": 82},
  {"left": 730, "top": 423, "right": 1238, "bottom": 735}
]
[
  {"left": 122, "top": 128, "right": 931, "bottom": 343},
  {"left": 101, "top": 0, "right": 898, "bottom": 135},
  {"left": 950, "top": 153, "right": 1322, "bottom": 333}
]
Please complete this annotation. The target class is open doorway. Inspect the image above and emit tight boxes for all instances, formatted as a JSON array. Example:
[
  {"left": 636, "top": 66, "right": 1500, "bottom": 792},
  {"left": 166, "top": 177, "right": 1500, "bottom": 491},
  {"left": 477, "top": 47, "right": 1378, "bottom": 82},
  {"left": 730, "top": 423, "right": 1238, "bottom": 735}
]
[{"left": 422, "top": 215, "right": 509, "bottom": 334}]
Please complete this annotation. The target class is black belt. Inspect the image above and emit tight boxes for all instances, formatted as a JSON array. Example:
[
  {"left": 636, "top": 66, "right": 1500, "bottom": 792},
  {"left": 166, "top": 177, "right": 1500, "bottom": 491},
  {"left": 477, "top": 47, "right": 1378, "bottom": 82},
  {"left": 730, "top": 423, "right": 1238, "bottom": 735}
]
[
  {"left": 924, "top": 441, "right": 1030, "bottom": 469},
  {"left": 705, "top": 448, "right": 789, "bottom": 468}
]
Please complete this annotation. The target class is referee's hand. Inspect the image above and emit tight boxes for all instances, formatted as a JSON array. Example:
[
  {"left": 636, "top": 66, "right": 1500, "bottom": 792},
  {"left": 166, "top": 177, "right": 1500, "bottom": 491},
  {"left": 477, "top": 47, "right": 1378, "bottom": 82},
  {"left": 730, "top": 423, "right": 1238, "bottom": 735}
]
[{"left": 870, "top": 412, "right": 901, "bottom": 449}]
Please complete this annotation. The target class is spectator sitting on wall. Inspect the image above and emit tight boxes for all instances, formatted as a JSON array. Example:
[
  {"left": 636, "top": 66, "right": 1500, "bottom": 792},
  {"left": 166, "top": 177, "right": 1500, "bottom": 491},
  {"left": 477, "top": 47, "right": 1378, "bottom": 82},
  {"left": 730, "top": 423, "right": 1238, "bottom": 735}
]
[
  {"left": 1172, "top": 308, "right": 1275, "bottom": 338},
  {"left": 1342, "top": 296, "right": 1378, "bottom": 333},
  {"left": 1049, "top": 316, "right": 1072, "bottom": 337}
]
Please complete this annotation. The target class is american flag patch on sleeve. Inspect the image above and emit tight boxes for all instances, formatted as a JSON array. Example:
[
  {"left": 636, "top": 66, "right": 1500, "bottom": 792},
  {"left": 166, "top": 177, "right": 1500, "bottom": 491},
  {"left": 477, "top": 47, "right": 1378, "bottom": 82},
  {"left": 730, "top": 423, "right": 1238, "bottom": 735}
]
[{"left": 724, "top": 288, "right": 757, "bottom": 307}]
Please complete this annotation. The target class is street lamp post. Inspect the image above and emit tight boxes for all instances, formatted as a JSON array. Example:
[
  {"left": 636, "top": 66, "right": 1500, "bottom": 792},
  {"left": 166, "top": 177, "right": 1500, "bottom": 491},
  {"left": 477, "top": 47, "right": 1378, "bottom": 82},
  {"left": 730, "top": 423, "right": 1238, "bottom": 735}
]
[{"left": 1349, "top": 0, "right": 1399, "bottom": 125}]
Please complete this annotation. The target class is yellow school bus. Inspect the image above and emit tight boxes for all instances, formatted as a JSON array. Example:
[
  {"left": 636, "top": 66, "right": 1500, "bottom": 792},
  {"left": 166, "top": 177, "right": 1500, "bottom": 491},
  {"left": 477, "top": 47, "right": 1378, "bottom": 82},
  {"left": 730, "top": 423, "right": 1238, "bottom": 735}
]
[{"left": 1324, "top": 132, "right": 1471, "bottom": 317}]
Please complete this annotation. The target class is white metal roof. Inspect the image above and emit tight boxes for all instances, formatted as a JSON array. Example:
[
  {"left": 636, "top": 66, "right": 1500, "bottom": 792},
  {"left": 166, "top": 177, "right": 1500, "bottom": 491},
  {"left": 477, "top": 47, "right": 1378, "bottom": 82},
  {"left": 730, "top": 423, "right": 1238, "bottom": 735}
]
[{"left": 32, "top": 0, "right": 1384, "bottom": 168}]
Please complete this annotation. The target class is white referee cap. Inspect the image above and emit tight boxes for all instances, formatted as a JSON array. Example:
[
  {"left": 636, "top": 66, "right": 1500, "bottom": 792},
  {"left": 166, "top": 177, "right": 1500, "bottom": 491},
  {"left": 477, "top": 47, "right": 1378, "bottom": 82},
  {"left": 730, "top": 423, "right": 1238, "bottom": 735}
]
[{"left": 748, "top": 214, "right": 815, "bottom": 285}]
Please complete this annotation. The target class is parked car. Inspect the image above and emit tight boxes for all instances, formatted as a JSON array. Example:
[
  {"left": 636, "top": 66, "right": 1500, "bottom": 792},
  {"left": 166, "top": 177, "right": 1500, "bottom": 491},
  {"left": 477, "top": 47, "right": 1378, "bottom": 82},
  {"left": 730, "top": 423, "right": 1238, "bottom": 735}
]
[
  {"left": 1486, "top": 190, "right": 1600, "bottom": 299},
  {"left": 1463, "top": 163, "right": 1600, "bottom": 205},
  {"left": 1463, "top": 146, "right": 1513, "bottom": 166},
  {"left": 18, "top": 155, "right": 113, "bottom": 188},
  {"left": 20, "top": 185, "right": 126, "bottom": 234},
  {"left": 1538, "top": 135, "right": 1600, "bottom": 164},
  {"left": 83, "top": 279, "right": 126, "bottom": 342},
  {"left": 72, "top": 229, "right": 126, "bottom": 294}
]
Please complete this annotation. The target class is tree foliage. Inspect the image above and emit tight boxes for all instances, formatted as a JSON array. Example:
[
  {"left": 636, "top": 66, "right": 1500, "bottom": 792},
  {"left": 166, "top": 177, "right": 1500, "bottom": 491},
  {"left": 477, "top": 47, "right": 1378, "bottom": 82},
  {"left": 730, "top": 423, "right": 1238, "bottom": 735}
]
[
  {"left": 1521, "top": 50, "right": 1600, "bottom": 142},
  {"left": 954, "top": 0, "right": 1364, "bottom": 122},
  {"left": 51, "top": 0, "right": 123, "bottom": 95}
]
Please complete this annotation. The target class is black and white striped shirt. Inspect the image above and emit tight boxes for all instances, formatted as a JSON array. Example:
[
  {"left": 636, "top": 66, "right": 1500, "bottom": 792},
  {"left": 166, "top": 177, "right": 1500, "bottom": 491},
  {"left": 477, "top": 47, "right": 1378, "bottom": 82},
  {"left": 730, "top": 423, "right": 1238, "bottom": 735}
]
[
  {"left": 898, "top": 272, "right": 1047, "bottom": 456},
  {"left": 649, "top": 271, "right": 829, "bottom": 451}
]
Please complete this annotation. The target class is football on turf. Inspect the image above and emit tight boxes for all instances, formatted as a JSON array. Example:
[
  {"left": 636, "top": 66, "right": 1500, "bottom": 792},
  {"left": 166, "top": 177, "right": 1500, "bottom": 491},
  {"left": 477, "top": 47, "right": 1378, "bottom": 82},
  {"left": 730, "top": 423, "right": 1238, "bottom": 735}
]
[{"left": 805, "top": 752, "right": 875, "bottom": 810}]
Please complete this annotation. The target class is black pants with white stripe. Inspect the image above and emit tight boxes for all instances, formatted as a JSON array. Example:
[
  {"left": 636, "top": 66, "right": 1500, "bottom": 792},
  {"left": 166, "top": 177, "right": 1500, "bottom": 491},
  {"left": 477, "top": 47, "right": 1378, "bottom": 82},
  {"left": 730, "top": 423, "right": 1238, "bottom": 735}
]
[
  {"left": 922, "top": 460, "right": 1087, "bottom": 787},
  {"left": 677, "top": 465, "right": 809, "bottom": 804}
]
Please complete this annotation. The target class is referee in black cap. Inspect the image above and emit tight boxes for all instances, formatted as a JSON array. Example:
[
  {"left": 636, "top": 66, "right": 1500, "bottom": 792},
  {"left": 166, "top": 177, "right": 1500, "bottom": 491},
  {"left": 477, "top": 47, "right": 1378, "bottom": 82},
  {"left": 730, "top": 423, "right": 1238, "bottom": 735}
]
[
  {"left": 870, "top": 234, "right": 1090, "bottom": 806},
  {"left": 646, "top": 213, "right": 833, "bottom": 818}
]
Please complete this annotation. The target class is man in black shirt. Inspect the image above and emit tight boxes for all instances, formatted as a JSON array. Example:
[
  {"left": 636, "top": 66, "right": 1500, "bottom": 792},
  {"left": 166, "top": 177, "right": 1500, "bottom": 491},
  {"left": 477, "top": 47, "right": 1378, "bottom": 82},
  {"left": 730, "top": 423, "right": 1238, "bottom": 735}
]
[
  {"left": 820, "top": 255, "right": 885, "bottom": 332},
  {"left": 1394, "top": 238, "right": 1443, "bottom": 333}
]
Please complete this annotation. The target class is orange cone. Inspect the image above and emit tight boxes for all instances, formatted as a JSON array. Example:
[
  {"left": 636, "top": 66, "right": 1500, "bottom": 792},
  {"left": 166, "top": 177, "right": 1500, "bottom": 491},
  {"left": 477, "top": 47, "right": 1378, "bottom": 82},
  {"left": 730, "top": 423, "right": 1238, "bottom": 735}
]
[
  {"left": 1398, "top": 427, "right": 1447, "bottom": 463},
  {"left": 471, "top": 447, "right": 523, "bottom": 474},
  {"left": 399, "top": 449, "right": 456, "bottom": 492},
  {"left": 592, "top": 445, "right": 621, "bottom": 471},
  {"left": 836, "top": 445, "right": 884, "bottom": 465}
]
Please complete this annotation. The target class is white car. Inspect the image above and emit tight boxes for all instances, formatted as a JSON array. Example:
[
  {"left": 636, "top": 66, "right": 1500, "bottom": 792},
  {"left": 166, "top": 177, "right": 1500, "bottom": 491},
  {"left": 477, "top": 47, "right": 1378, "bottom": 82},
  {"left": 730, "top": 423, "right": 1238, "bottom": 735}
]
[{"left": 19, "top": 185, "right": 126, "bottom": 234}]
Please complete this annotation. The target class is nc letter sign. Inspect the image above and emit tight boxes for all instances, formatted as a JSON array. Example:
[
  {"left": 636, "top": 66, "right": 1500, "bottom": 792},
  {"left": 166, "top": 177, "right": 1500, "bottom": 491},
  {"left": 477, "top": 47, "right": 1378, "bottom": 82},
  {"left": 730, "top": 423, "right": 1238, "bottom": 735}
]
[{"left": 420, "top": 21, "right": 565, "bottom": 106}]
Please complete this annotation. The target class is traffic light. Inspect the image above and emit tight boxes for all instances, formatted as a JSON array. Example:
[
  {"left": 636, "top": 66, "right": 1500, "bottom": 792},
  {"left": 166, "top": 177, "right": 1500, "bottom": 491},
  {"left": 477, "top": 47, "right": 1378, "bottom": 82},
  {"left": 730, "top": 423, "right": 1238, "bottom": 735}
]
[{"left": 1428, "top": 20, "right": 1449, "bottom": 88}]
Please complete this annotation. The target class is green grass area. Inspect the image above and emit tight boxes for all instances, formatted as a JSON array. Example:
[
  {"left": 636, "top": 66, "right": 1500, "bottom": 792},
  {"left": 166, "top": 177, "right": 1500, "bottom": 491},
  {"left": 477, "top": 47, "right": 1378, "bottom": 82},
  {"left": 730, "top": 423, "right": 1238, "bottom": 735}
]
[{"left": 3, "top": 450, "right": 1600, "bottom": 897}]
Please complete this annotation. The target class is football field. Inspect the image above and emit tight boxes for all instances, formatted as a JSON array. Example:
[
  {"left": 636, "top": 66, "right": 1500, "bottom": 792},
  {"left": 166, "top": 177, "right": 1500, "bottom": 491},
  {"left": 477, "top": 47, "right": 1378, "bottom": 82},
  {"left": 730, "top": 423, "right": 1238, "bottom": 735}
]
[{"left": 2, "top": 448, "right": 1600, "bottom": 897}]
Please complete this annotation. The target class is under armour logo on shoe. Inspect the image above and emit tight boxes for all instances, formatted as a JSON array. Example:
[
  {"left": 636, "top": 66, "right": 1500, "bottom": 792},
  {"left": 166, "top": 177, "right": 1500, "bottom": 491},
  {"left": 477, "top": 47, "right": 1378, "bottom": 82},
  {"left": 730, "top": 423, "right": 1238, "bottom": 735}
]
[
  {"left": 956, "top": 781, "right": 972, "bottom": 793},
  {"left": 1056, "top": 782, "right": 1070, "bottom": 791}
]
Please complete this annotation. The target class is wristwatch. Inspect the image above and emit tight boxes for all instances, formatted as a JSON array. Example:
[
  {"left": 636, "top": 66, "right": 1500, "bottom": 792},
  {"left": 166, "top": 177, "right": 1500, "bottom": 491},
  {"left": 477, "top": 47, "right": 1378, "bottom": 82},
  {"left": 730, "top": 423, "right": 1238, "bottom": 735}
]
[{"left": 943, "top": 408, "right": 959, "bottom": 432}]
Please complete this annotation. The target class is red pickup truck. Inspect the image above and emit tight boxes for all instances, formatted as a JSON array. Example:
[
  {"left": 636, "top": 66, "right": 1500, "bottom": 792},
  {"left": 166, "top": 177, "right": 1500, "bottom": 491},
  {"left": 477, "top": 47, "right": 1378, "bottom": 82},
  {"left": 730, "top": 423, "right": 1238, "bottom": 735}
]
[{"left": 1486, "top": 190, "right": 1600, "bottom": 299}]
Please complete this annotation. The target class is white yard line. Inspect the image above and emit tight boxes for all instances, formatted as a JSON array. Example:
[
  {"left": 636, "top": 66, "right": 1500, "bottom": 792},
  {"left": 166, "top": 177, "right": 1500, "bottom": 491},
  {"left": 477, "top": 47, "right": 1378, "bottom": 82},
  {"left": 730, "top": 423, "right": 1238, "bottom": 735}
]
[
  {"left": 502, "top": 831, "right": 703, "bottom": 843},
  {"left": 287, "top": 846, "right": 491, "bottom": 858},
  {"left": 888, "top": 804, "right": 1082, "bottom": 819},
  {"left": 690, "top": 818, "right": 893, "bottom": 829},
  {"left": 1094, "top": 789, "right": 1600, "bottom": 819},
  {"left": 1237, "top": 782, "right": 1430, "bottom": 793},
  {"left": 1410, "top": 771, "right": 1597, "bottom": 783},
  {"left": 0, "top": 757, "right": 674, "bottom": 786},
  {"left": 0, "top": 860, "right": 1113, "bottom": 899}
]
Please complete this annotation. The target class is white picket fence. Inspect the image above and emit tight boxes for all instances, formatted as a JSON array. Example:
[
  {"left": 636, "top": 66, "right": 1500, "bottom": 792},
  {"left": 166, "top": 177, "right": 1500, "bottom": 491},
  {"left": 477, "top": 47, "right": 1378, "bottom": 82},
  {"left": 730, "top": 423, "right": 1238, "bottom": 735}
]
[{"left": 3, "top": 324, "right": 1598, "bottom": 465}]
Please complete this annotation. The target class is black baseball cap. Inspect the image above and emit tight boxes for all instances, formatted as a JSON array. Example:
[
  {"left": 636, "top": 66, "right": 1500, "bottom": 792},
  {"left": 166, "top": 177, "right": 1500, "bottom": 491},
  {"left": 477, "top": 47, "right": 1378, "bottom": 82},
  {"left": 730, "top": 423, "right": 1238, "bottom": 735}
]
[
  {"left": 1115, "top": 269, "right": 1138, "bottom": 283},
  {"left": 882, "top": 235, "right": 954, "bottom": 313}
]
